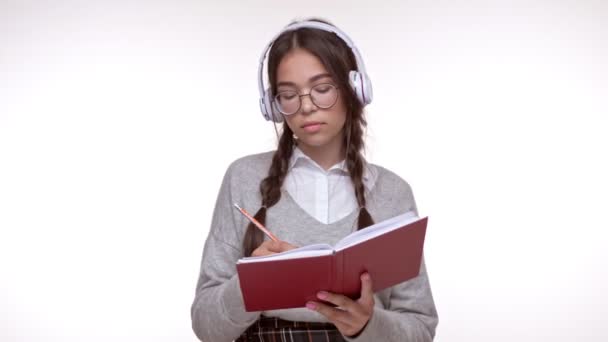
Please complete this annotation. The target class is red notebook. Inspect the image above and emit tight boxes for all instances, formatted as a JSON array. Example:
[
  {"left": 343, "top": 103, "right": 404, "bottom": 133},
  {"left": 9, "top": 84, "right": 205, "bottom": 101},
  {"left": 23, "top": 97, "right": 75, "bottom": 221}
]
[{"left": 236, "top": 212, "right": 428, "bottom": 312}]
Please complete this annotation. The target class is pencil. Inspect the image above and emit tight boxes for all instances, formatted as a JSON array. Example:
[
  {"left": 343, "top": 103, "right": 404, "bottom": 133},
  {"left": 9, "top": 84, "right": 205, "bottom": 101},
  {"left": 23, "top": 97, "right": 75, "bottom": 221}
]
[{"left": 233, "top": 203, "right": 280, "bottom": 242}]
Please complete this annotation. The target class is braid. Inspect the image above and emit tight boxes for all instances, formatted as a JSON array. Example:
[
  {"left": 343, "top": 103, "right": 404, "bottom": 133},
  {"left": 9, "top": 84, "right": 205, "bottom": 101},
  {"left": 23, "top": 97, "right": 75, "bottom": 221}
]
[
  {"left": 345, "top": 113, "right": 374, "bottom": 230},
  {"left": 242, "top": 125, "right": 295, "bottom": 256}
]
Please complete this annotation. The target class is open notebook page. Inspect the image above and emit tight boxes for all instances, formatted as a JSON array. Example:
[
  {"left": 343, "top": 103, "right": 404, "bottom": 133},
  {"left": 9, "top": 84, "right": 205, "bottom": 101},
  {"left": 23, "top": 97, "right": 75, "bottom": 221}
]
[
  {"left": 237, "top": 211, "right": 419, "bottom": 263},
  {"left": 334, "top": 211, "right": 419, "bottom": 251},
  {"left": 237, "top": 243, "right": 334, "bottom": 263}
]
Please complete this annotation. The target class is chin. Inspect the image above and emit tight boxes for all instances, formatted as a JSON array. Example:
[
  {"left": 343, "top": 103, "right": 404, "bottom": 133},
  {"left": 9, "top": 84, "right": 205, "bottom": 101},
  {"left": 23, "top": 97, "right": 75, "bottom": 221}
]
[
  {"left": 297, "top": 137, "right": 330, "bottom": 148},
  {"left": 303, "top": 136, "right": 342, "bottom": 150}
]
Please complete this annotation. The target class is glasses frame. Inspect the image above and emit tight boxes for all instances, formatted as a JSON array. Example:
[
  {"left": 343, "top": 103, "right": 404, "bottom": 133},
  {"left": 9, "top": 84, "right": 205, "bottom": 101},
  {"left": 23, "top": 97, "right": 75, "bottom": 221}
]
[{"left": 272, "top": 83, "right": 340, "bottom": 116}]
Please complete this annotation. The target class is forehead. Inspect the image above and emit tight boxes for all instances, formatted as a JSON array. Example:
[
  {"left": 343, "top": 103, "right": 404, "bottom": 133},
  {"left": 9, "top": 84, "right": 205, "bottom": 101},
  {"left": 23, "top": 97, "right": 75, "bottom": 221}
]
[{"left": 276, "top": 48, "right": 329, "bottom": 86}]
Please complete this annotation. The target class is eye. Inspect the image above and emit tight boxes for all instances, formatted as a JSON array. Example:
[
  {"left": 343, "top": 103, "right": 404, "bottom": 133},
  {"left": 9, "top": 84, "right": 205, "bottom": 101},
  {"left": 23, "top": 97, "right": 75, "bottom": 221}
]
[
  {"left": 277, "top": 91, "right": 297, "bottom": 101},
  {"left": 313, "top": 84, "right": 334, "bottom": 93}
]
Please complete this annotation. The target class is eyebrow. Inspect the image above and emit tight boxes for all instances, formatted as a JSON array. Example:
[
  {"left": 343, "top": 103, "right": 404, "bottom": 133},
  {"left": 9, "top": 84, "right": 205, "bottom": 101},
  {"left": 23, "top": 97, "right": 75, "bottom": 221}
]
[{"left": 277, "top": 73, "right": 332, "bottom": 88}]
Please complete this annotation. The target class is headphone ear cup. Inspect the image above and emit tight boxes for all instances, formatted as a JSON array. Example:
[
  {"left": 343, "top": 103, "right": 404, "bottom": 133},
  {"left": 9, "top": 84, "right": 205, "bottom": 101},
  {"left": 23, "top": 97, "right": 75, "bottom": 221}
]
[
  {"left": 361, "top": 72, "right": 373, "bottom": 105},
  {"left": 271, "top": 101, "right": 284, "bottom": 123},
  {"left": 262, "top": 87, "right": 283, "bottom": 123},
  {"left": 348, "top": 70, "right": 372, "bottom": 106},
  {"left": 260, "top": 97, "right": 270, "bottom": 122}
]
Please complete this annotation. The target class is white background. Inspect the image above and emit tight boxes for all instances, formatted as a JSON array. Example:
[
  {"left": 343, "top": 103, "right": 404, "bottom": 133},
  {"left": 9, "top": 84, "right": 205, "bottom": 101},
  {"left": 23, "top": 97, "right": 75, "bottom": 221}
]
[{"left": 1, "top": 0, "right": 607, "bottom": 341}]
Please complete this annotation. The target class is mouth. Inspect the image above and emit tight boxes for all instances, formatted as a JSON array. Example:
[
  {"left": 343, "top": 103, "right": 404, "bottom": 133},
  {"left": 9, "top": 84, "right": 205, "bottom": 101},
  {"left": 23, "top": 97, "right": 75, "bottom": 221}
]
[
  {"left": 301, "top": 122, "right": 324, "bottom": 128},
  {"left": 301, "top": 122, "right": 324, "bottom": 133}
]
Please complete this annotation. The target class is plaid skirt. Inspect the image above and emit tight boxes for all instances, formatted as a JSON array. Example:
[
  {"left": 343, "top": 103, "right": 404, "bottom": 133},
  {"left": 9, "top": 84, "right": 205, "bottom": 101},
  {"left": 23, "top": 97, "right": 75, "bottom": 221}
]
[{"left": 235, "top": 316, "right": 346, "bottom": 342}]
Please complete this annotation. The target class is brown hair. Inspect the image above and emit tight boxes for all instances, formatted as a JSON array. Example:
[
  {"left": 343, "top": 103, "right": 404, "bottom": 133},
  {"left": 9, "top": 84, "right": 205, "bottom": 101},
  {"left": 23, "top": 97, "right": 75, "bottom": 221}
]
[{"left": 243, "top": 18, "right": 374, "bottom": 256}]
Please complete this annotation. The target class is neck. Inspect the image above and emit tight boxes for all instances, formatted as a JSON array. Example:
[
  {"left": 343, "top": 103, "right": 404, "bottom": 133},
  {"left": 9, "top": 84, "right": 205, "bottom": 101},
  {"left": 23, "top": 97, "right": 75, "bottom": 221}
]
[{"left": 297, "top": 135, "right": 345, "bottom": 171}]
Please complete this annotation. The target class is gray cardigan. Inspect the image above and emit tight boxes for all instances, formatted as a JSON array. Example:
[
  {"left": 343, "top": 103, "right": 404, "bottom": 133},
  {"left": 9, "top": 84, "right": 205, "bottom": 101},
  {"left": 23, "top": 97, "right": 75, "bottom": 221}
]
[{"left": 191, "top": 151, "right": 438, "bottom": 341}]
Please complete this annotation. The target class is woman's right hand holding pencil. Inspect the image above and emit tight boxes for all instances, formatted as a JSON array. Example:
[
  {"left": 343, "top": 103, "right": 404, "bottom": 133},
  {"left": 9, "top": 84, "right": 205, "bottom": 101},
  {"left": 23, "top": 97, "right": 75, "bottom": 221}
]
[
  {"left": 234, "top": 203, "right": 297, "bottom": 256},
  {"left": 252, "top": 240, "right": 298, "bottom": 257}
]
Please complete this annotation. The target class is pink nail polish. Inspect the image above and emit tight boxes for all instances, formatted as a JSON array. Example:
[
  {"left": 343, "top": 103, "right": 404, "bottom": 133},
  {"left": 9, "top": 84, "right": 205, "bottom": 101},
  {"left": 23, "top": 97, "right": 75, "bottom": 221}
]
[
  {"left": 306, "top": 302, "right": 316, "bottom": 310},
  {"left": 317, "top": 291, "right": 328, "bottom": 300}
]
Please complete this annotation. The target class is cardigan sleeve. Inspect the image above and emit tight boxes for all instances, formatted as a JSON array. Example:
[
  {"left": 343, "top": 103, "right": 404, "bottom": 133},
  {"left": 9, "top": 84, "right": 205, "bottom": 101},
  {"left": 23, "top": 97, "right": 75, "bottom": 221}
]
[{"left": 190, "top": 162, "right": 261, "bottom": 342}]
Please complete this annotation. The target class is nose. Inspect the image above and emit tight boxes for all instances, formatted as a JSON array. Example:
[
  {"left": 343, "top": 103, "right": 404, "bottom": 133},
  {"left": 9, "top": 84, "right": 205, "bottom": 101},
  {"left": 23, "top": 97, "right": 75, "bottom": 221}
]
[{"left": 299, "top": 94, "right": 317, "bottom": 114}]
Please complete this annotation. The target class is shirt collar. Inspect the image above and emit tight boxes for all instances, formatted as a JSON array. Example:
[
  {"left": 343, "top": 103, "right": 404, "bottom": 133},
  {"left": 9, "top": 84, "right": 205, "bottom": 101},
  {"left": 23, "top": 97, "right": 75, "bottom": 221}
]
[{"left": 288, "top": 146, "right": 370, "bottom": 181}]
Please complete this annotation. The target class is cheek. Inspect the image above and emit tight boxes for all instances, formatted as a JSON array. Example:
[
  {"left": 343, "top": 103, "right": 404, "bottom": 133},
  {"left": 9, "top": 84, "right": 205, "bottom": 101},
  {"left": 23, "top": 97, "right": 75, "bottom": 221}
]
[
  {"left": 333, "top": 102, "right": 348, "bottom": 128},
  {"left": 284, "top": 116, "right": 298, "bottom": 132},
  {"left": 332, "top": 112, "right": 346, "bottom": 128}
]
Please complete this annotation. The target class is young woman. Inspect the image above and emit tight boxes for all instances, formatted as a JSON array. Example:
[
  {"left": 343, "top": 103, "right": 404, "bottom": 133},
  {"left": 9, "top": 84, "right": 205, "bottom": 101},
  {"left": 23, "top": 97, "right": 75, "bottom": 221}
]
[{"left": 191, "top": 18, "right": 438, "bottom": 342}]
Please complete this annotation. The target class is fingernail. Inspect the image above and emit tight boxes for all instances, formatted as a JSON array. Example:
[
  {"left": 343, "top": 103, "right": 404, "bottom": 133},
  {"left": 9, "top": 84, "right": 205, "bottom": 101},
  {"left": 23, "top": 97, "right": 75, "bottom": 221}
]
[
  {"left": 362, "top": 273, "right": 370, "bottom": 280},
  {"left": 306, "top": 302, "right": 317, "bottom": 310},
  {"left": 317, "top": 291, "right": 328, "bottom": 300}
]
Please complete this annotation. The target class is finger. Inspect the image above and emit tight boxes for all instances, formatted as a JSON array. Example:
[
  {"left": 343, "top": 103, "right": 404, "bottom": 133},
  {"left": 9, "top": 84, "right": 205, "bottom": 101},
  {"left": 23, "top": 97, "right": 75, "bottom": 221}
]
[
  {"left": 316, "top": 291, "right": 354, "bottom": 311},
  {"left": 251, "top": 241, "right": 278, "bottom": 256},
  {"left": 265, "top": 240, "right": 284, "bottom": 252},
  {"left": 307, "top": 304, "right": 354, "bottom": 337},
  {"left": 267, "top": 240, "right": 297, "bottom": 253},
  {"left": 306, "top": 301, "right": 354, "bottom": 327},
  {"left": 279, "top": 240, "right": 298, "bottom": 251},
  {"left": 358, "top": 273, "right": 374, "bottom": 307},
  {"left": 251, "top": 247, "right": 273, "bottom": 257}
]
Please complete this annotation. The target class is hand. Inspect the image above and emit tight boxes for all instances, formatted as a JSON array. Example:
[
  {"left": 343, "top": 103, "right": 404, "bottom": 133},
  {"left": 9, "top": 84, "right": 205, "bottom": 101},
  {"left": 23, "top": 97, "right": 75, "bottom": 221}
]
[
  {"left": 251, "top": 240, "right": 297, "bottom": 257},
  {"left": 306, "top": 273, "right": 375, "bottom": 337}
]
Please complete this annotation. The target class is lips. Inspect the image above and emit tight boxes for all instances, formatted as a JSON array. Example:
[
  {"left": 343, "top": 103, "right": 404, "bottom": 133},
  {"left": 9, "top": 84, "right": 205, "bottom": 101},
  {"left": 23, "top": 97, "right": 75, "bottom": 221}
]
[
  {"left": 301, "top": 122, "right": 323, "bottom": 128},
  {"left": 301, "top": 122, "right": 324, "bottom": 133}
]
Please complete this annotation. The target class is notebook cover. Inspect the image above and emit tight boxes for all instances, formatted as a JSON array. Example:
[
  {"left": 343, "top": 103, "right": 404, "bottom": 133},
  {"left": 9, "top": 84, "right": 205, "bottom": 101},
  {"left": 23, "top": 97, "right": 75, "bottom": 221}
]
[{"left": 236, "top": 217, "right": 428, "bottom": 311}]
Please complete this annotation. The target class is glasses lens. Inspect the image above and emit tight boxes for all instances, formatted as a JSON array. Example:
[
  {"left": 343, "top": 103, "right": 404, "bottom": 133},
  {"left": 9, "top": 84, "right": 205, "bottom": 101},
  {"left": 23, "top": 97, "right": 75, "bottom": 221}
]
[
  {"left": 274, "top": 84, "right": 338, "bottom": 115},
  {"left": 311, "top": 84, "right": 338, "bottom": 108},
  {"left": 275, "top": 91, "right": 299, "bottom": 115}
]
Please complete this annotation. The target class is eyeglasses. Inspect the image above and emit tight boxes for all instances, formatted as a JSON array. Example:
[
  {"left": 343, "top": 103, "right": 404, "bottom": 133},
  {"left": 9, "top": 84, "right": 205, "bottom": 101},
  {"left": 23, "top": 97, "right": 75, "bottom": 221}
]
[{"left": 273, "top": 83, "right": 339, "bottom": 115}]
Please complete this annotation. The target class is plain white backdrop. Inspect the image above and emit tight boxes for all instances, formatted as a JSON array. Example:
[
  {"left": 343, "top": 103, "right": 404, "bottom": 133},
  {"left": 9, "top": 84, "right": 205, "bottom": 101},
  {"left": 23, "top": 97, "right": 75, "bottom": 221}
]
[{"left": 1, "top": 0, "right": 607, "bottom": 341}]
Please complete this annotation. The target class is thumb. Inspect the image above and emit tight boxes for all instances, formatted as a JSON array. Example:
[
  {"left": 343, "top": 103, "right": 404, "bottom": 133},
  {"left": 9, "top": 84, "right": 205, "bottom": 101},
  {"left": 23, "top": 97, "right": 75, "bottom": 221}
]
[{"left": 359, "top": 273, "right": 374, "bottom": 306}]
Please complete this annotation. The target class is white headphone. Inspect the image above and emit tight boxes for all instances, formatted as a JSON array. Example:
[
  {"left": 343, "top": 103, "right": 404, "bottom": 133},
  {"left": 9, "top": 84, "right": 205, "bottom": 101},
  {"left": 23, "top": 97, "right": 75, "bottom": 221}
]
[{"left": 258, "top": 20, "right": 373, "bottom": 123}]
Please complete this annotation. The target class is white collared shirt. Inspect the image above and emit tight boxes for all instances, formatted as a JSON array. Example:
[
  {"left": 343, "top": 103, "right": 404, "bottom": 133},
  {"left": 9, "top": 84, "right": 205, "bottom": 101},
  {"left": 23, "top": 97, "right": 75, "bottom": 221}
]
[{"left": 283, "top": 147, "right": 378, "bottom": 224}]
